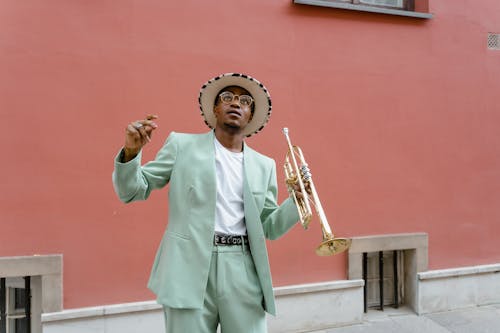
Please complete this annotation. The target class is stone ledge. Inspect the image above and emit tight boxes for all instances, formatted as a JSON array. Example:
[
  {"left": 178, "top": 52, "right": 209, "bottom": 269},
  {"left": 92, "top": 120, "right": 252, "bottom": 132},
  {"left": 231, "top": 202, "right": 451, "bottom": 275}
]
[
  {"left": 43, "top": 280, "right": 364, "bottom": 323},
  {"left": 418, "top": 263, "right": 500, "bottom": 280},
  {"left": 349, "top": 232, "right": 428, "bottom": 253},
  {"left": 42, "top": 301, "right": 162, "bottom": 322},
  {"left": 0, "top": 255, "right": 62, "bottom": 277},
  {"left": 269, "top": 280, "right": 364, "bottom": 332},
  {"left": 274, "top": 279, "right": 364, "bottom": 296}
]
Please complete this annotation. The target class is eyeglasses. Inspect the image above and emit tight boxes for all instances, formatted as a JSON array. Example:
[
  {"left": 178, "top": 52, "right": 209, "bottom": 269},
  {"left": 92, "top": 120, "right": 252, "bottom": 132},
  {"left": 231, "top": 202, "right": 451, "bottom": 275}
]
[{"left": 219, "top": 91, "right": 254, "bottom": 107}]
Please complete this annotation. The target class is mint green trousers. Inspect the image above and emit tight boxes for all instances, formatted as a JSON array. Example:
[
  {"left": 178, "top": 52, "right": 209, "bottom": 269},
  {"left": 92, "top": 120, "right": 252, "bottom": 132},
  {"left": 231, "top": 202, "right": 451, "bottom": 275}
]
[{"left": 163, "top": 244, "right": 267, "bottom": 333}]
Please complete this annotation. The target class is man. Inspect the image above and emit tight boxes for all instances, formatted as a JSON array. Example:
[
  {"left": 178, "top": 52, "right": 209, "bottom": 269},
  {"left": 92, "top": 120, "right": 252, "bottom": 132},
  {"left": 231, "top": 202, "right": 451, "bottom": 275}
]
[{"left": 113, "top": 73, "right": 300, "bottom": 332}]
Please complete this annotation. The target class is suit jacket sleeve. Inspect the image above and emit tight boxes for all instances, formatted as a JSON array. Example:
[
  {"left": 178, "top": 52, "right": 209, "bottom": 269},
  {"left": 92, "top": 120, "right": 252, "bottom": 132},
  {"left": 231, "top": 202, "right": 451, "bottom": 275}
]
[
  {"left": 112, "top": 132, "right": 178, "bottom": 203},
  {"left": 260, "top": 160, "right": 300, "bottom": 240}
]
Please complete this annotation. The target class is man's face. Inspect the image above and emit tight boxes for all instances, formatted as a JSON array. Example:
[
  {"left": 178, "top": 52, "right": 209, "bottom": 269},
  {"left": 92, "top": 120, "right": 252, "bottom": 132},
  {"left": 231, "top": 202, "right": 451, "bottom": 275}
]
[{"left": 214, "top": 86, "right": 254, "bottom": 133}]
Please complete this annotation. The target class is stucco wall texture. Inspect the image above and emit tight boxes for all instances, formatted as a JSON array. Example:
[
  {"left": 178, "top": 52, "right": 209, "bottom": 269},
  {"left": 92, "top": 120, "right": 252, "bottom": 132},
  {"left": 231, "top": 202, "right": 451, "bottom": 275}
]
[{"left": 1, "top": 0, "right": 499, "bottom": 309}]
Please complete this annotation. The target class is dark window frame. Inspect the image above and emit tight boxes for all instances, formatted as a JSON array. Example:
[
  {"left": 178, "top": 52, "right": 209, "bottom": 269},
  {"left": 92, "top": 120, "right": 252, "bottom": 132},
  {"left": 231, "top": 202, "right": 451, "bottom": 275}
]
[
  {"left": 0, "top": 277, "right": 31, "bottom": 333},
  {"left": 338, "top": 0, "right": 415, "bottom": 11},
  {"left": 293, "top": 0, "right": 432, "bottom": 19}
]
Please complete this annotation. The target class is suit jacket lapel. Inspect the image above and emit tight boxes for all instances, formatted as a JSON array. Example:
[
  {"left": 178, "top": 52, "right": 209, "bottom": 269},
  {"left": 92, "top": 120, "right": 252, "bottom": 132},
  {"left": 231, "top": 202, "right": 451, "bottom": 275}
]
[
  {"left": 243, "top": 143, "right": 257, "bottom": 216},
  {"left": 243, "top": 144, "right": 265, "bottom": 239},
  {"left": 242, "top": 143, "right": 276, "bottom": 314}
]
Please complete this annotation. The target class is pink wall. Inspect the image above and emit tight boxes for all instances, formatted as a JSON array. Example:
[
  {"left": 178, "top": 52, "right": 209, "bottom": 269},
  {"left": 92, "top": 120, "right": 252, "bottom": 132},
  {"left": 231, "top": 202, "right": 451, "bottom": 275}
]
[{"left": 1, "top": 0, "right": 499, "bottom": 309}]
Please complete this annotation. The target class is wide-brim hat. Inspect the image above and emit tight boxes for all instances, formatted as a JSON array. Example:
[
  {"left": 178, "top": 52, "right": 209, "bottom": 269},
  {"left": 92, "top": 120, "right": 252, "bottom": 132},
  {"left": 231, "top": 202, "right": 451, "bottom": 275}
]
[{"left": 199, "top": 73, "right": 272, "bottom": 137}]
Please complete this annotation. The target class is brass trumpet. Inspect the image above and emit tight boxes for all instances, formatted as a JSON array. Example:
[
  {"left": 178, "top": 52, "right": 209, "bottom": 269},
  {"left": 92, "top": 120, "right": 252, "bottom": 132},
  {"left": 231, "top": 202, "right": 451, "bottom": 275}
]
[{"left": 283, "top": 128, "right": 351, "bottom": 256}]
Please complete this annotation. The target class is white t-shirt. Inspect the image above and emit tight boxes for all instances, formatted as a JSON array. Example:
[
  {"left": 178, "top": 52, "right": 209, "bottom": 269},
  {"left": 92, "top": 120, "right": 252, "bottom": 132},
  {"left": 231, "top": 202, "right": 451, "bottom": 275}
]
[{"left": 213, "top": 138, "right": 246, "bottom": 235}]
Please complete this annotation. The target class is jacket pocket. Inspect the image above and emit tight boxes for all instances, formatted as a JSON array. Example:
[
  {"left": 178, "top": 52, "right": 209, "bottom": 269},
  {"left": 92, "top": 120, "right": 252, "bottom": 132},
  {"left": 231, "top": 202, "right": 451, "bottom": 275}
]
[
  {"left": 165, "top": 229, "right": 191, "bottom": 240},
  {"left": 165, "top": 185, "right": 195, "bottom": 239},
  {"left": 251, "top": 190, "right": 266, "bottom": 211}
]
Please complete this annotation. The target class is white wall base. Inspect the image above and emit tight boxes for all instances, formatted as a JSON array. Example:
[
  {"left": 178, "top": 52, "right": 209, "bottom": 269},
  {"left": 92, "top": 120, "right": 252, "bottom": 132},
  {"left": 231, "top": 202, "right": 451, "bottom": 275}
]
[
  {"left": 417, "top": 263, "right": 500, "bottom": 314},
  {"left": 42, "top": 301, "right": 164, "bottom": 333},
  {"left": 42, "top": 264, "right": 500, "bottom": 332},
  {"left": 267, "top": 280, "right": 364, "bottom": 332},
  {"left": 42, "top": 280, "right": 364, "bottom": 333}
]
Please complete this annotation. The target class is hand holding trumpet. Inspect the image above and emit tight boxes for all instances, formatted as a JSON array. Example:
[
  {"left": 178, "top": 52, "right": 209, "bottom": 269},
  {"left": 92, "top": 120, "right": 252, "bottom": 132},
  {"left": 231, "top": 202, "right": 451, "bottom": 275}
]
[
  {"left": 292, "top": 180, "right": 312, "bottom": 200},
  {"left": 122, "top": 114, "right": 159, "bottom": 162}
]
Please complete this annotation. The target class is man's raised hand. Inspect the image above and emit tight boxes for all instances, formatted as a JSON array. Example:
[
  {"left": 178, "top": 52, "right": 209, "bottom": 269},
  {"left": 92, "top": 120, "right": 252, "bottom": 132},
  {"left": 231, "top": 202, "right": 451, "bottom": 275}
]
[{"left": 123, "top": 114, "right": 158, "bottom": 162}]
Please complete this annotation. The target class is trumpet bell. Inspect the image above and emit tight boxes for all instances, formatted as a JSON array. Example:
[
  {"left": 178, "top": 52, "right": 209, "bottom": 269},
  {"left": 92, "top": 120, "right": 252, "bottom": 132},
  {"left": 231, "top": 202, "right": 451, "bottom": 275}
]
[{"left": 316, "top": 238, "right": 352, "bottom": 256}]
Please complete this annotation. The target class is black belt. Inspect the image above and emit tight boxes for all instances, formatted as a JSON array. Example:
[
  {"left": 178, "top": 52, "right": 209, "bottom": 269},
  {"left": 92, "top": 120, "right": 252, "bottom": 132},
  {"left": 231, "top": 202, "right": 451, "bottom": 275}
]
[{"left": 214, "top": 234, "right": 249, "bottom": 246}]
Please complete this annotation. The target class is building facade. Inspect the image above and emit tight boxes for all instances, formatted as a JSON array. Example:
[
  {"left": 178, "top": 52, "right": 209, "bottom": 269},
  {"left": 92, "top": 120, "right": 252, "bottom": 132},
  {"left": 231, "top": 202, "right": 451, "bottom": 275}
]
[{"left": 1, "top": 0, "right": 499, "bottom": 332}]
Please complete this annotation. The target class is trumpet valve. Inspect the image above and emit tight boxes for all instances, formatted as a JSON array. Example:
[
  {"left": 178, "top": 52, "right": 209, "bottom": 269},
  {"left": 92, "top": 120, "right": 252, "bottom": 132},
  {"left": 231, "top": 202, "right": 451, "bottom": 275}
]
[{"left": 300, "top": 164, "right": 312, "bottom": 181}]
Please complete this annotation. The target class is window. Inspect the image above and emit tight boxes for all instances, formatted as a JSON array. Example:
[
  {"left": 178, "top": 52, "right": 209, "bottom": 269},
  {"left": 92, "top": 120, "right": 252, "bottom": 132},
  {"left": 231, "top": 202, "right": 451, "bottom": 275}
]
[
  {"left": 363, "top": 251, "right": 403, "bottom": 311},
  {"left": 0, "top": 255, "right": 62, "bottom": 333},
  {"left": 293, "top": 0, "right": 433, "bottom": 19},
  {"left": 0, "top": 277, "right": 31, "bottom": 333},
  {"left": 332, "top": 0, "right": 414, "bottom": 11},
  {"left": 347, "top": 233, "right": 429, "bottom": 313}
]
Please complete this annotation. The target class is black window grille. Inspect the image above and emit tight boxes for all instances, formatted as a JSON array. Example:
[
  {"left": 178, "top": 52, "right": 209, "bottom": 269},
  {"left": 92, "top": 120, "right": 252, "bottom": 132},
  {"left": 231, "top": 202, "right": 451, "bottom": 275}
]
[
  {"left": 0, "top": 277, "right": 31, "bottom": 333},
  {"left": 362, "top": 251, "right": 402, "bottom": 312}
]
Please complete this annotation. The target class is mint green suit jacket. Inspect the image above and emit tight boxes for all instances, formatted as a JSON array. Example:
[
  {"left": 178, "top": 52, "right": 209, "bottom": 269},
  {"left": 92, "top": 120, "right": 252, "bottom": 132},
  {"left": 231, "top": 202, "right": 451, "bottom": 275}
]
[{"left": 113, "top": 131, "right": 299, "bottom": 315}]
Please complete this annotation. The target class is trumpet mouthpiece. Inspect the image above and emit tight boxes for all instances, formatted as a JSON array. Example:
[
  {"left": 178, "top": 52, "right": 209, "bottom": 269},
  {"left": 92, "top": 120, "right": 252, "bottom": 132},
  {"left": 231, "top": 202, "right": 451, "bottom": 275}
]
[{"left": 283, "top": 127, "right": 289, "bottom": 135}]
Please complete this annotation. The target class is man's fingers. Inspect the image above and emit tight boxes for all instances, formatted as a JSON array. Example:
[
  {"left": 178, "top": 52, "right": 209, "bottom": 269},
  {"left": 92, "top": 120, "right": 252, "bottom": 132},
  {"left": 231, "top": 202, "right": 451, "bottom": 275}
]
[
  {"left": 305, "top": 183, "right": 312, "bottom": 195},
  {"left": 125, "top": 116, "right": 159, "bottom": 150},
  {"left": 126, "top": 123, "right": 142, "bottom": 136},
  {"left": 140, "top": 121, "right": 158, "bottom": 143},
  {"left": 133, "top": 119, "right": 158, "bottom": 130},
  {"left": 139, "top": 126, "right": 151, "bottom": 143},
  {"left": 292, "top": 181, "right": 312, "bottom": 200},
  {"left": 126, "top": 123, "right": 149, "bottom": 144}
]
